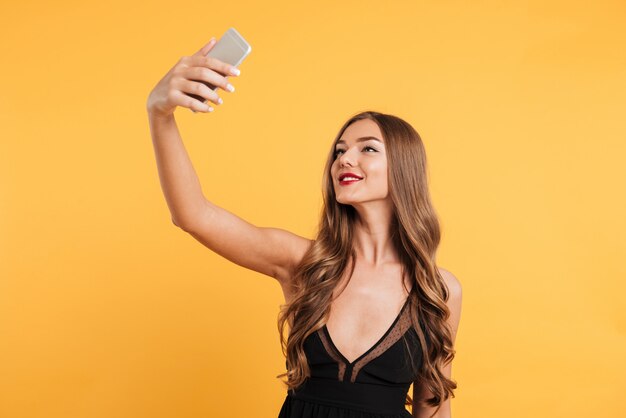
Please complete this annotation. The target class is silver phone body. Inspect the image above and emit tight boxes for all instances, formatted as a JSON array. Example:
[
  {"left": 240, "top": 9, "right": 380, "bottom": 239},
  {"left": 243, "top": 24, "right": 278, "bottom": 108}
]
[
  {"left": 207, "top": 27, "right": 251, "bottom": 69},
  {"left": 188, "top": 27, "right": 252, "bottom": 110}
]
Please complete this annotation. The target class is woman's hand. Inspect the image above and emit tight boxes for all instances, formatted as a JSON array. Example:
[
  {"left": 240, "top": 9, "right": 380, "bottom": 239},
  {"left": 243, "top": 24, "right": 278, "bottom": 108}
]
[{"left": 146, "top": 38, "right": 240, "bottom": 117}]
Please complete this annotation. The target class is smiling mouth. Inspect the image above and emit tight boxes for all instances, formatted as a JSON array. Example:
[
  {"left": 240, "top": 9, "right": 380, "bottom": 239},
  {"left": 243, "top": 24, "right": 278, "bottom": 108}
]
[{"left": 339, "top": 178, "right": 362, "bottom": 185}]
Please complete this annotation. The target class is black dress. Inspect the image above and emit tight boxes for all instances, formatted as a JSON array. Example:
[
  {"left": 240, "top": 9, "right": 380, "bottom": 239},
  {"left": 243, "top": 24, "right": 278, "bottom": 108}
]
[{"left": 278, "top": 287, "right": 422, "bottom": 417}]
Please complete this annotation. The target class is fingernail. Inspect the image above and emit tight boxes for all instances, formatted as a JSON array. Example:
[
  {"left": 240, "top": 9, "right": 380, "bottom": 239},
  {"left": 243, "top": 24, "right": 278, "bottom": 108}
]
[
  {"left": 230, "top": 67, "right": 240, "bottom": 76},
  {"left": 226, "top": 83, "right": 235, "bottom": 92}
]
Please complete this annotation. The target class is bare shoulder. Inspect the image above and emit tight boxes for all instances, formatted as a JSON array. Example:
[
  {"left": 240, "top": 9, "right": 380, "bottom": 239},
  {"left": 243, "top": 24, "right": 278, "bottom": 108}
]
[
  {"left": 437, "top": 266, "right": 462, "bottom": 340},
  {"left": 437, "top": 266, "right": 462, "bottom": 299}
]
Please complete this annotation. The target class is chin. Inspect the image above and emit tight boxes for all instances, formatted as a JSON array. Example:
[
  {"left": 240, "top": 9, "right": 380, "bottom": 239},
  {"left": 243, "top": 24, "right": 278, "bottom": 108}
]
[{"left": 337, "top": 197, "right": 357, "bottom": 205}]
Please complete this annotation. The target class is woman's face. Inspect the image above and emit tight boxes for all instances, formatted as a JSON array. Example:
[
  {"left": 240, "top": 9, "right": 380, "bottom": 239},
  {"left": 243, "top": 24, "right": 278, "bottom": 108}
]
[{"left": 330, "top": 119, "right": 389, "bottom": 205}]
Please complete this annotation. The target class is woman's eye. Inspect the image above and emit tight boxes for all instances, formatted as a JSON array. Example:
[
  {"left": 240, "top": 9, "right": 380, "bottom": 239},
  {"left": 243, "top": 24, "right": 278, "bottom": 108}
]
[{"left": 334, "top": 146, "right": 376, "bottom": 158}]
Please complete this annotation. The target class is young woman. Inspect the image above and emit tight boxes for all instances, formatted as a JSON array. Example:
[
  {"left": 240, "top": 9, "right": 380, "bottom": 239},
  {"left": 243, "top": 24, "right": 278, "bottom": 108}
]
[{"left": 147, "top": 39, "right": 462, "bottom": 418}]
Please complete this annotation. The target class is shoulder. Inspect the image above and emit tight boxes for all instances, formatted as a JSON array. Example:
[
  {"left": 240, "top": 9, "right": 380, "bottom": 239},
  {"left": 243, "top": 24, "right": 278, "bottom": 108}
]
[
  {"left": 437, "top": 267, "right": 463, "bottom": 339},
  {"left": 437, "top": 266, "right": 462, "bottom": 300}
]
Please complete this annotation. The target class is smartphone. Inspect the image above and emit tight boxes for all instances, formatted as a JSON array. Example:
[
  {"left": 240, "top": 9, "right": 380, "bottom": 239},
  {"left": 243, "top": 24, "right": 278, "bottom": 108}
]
[{"left": 187, "top": 27, "right": 252, "bottom": 111}]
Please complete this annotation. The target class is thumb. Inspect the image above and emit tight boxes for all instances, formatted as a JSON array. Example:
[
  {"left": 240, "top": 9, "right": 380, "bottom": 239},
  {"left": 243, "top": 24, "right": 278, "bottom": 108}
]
[{"left": 194, "top": 37, "right": 216, "bottom": 57}]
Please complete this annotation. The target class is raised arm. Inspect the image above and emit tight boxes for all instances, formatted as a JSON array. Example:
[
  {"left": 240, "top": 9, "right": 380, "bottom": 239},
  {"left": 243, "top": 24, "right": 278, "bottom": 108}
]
[{"left": 146, "top": 39, "right": 312, "bottom": 286}]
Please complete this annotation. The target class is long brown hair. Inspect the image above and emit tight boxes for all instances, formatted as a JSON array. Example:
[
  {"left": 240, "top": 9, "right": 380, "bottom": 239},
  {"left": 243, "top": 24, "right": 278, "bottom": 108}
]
[{"left": 276, "top": 110, "right": 457, "bottom": 416}]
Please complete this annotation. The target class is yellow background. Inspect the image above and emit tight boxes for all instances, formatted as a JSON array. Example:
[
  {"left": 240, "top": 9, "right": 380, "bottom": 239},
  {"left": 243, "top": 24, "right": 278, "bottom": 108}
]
[{"left": 1, "top": 1, "right": 625, "bottom": 417}]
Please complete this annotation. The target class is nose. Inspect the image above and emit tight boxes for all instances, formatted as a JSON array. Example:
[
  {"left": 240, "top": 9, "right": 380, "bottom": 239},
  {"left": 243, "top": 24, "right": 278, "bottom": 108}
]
[{"left": 337, "top": 148, "right": 355, "bottom": 167}]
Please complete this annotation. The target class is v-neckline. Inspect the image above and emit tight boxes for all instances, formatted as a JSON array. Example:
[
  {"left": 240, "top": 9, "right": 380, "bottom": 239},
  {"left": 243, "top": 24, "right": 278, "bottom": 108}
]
[{"left": 322, "top": 287, "right": 413, "bottom": 366}]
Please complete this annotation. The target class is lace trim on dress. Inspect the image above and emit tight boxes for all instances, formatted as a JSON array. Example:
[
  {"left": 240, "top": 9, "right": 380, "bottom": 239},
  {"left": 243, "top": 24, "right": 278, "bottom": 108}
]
[
  {"left": 349, "top": 304, "right": 413, "bottom": 382},
  {"left": 317, "top": 327, "right": 347, "bottom": 380},
  {"left": 316, "top": 289, "right": 414, "bottom": 383}
]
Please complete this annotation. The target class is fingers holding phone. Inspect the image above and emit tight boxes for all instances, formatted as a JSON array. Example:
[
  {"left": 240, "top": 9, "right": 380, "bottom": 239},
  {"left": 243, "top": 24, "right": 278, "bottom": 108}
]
[
  {"left": 187, "top": 28, "right": 251, "bottom": 113},
  {"left": 180, "top": 53, "right": 238, "bottom": 108},
  {"left": 146, "top": 28, "right": 251, "bottom": 117},
  {"left": 146, "top": 41, "right": 238, "bottom": 116},
  {"left": 184, "top": 39, "right": 239, "bottom": 110}
]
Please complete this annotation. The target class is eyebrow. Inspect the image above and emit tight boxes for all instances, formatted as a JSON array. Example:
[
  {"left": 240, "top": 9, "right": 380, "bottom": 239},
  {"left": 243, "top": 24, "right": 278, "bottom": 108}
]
[{"left": 335, "top": 136, "right": 383, "bottom": 146}]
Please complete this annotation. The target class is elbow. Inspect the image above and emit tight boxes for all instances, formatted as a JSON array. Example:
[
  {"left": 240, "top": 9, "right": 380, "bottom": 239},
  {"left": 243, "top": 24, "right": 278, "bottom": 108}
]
[{"left": 172, "top": 216, "right": 195, "bottom": 231}]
